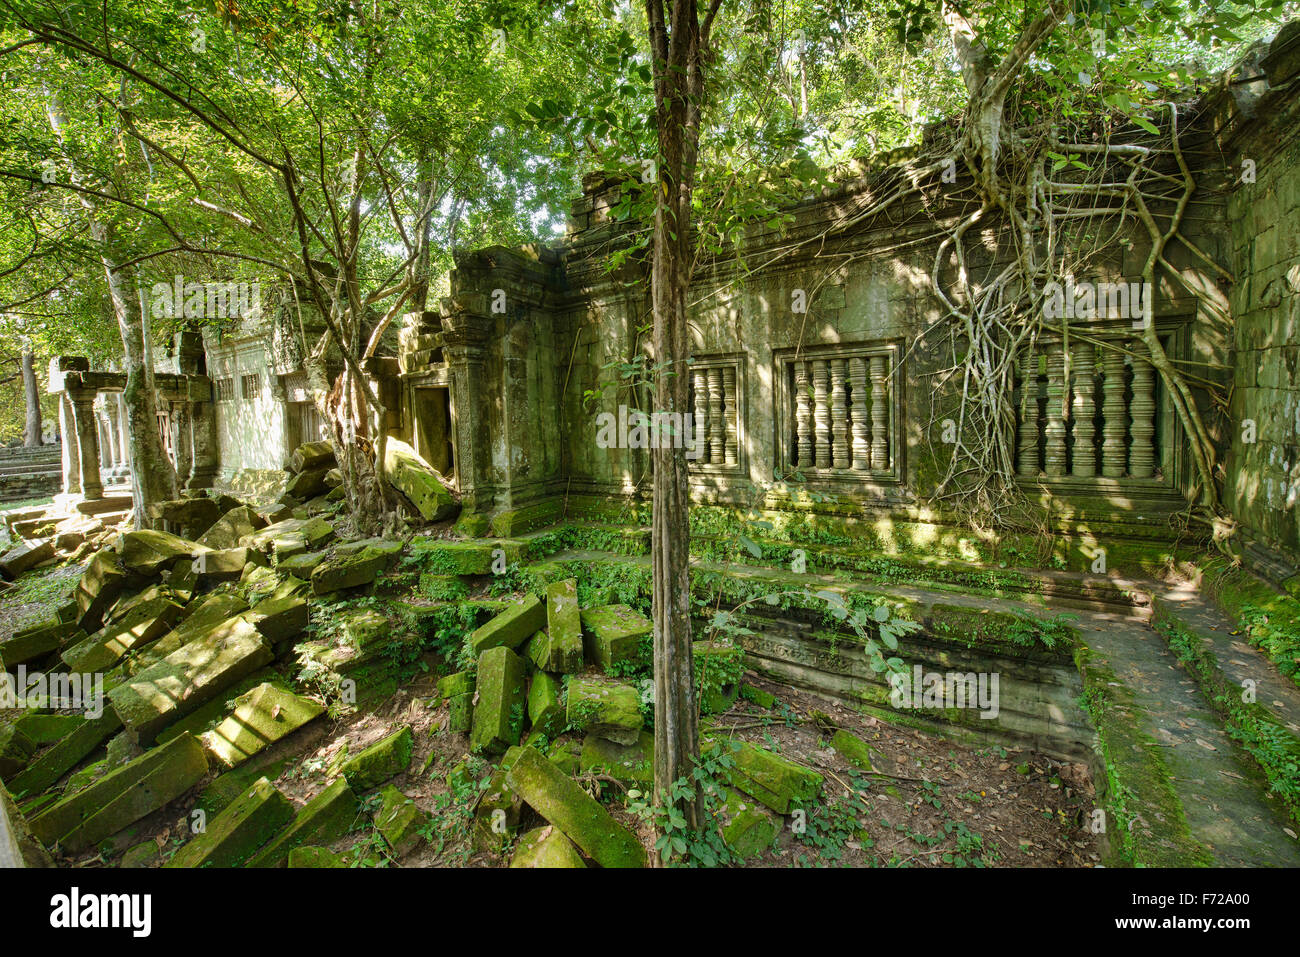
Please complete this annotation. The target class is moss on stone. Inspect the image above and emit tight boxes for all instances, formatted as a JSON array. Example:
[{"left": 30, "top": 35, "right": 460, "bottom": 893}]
[
  {"left": 339, "top": 725, "right": 414, "bottom": 791},
  {"left": 504, "top": 746, "right": 646, "bottom": 867},
  {"left": 166, "top": 776, "right": 295, "bottom": 868}
]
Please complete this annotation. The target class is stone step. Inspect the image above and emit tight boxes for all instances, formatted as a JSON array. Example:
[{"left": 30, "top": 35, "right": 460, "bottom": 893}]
[{"left": 1075, "top": 607, "right": 1300, "bottom": 866}]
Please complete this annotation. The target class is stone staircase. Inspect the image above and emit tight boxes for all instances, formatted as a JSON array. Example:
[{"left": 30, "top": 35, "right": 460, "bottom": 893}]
[{"left": 0, "top": 445, "right": 62, "bottom": 503}]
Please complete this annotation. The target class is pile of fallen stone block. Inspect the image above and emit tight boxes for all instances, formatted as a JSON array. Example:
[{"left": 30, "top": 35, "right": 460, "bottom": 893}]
[
  {"left": 1, "top": 495, "right": 135, "bottom": 583},
  {"left": 0, "top": 437, "right": 828, "bottom": 868},
  {"left": 0, "top": 440, "right": 443, "bottom": 865},
  {"left": 427, "top": 575, "right": 822, "bottom": 867}
]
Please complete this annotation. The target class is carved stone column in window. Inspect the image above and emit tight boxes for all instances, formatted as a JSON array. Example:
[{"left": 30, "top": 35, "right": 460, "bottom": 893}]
[
  {"left": 1100, "top": 346, "right": 1127, "bottom": 478},
  {"left": 870, "top": 356, "right": 888, "bottom": 470},
  {"left": 849, "top": 357, "right": 869, "bottom": 470},
  {"left": 707, "top": 367, "right": 724, "bottom": 465},
  {"left": 1044, "top": 349, "right": 1067, "bottom": 476},
  {"left": 1017, "top": 349, "right": 1039, "bottom": 476},
  {"left": 795, "top": 361, "right": 813, "bottom": 468},
  {"left": 1129, "top": 341, "right": 1156, "bottom": 478},
  {"left": 830, "top": 358, "right": 849, "bottom": 468},
  {"left": 723, "top": 367, "right": 739, "bottom": 465},
  {"left": 813, "top": 359, "right": 831, "bottom": 468},
  {"left": 1071, "top": 342, "right": 1096, "bottom": 478},
  {"left": 693, "top": 369, "right": 708, "bottom": 463}
]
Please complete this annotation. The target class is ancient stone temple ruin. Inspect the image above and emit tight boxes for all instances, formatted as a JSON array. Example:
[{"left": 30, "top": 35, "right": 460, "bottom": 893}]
[{"left": 5, "top": 28, "right": 1300, "bottom": 872}]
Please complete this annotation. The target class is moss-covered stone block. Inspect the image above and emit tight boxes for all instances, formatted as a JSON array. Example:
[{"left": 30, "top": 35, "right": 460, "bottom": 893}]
[
  {"left": 436, "top": 671, "right": 475, "bottom": 699},
  {"left": 339, "top": 725, "right": 414, "bottom": 791},
  {"left": 527, "top": 671, "right": 565, "bottom": 741},
  {"left": 419, "top": 573, "right": 469, "bottom": 601},
  {"left": 276, "top": 550, "right": 326, "bottom": 579},
  {"left": 310, "top": 544, "right": 397, "bottom": 595},
  {"left": 567, "top": 676, "right": 642, "bottom": 745},
  {"left": 473, "top": 765, "right": 522, "bottom": 852},
  {"left": 286, "top": 845, "right": 346, "bottom": 868},
  {"left": 471, "top": 646, "right": 527, "bottom": 754},
  {"left": 719, "top": 788, "right": 779, "bottom": 859},
  {"left": 246, "top": 777, "right": 360, "bottom": 868},
  {"left": 30, "top": 733, "right": 208, "bottom": 853},
  {"left": 0, "top": 724, "right": 36, "bottom": 779},
  {"left": 580, "top": 604, "right": 652, "bottom": 671},
  {"left": 290, "top": 440, "right": 336, "bottom": 474},
  {"left": 118, "top": 529, "right": 206, "bottom": 575},
  {"left": 1, "top": 619, "right": 80, "bottom": 670},
  {"left": 75, "top": 549, "right": 129, "bottom": 631},
  {"left": 62, "top": 593, "right": 186, "bottom": 673},
  {"left": 469, "top": 594, "right": 546, "bottom": 655},
  {"left": 545, "top": 579, "right": 584, "bottom": 672},
  {"left": 197, "top": 506, "right": 266, "bottom": 550},
  {"left": 166, "top": 776, "right": 295, "bottom": 868},
  {"left": 504, "top": 746, "right": 645, "bottom": 868},
  {"left": 510, "top": 825, "right": 586, "bottom": 868},
  {"left": 715, "top": 739, "right": 823, "bottom": 814},
  {"left": 108, "top": 617, "right": 273, "bottom": 744},
  {"left": 448, "top": 694, "right": 474, "bottom": 733},
  {"left": 13, "top": 713, "right": 82, "bottom": 747},
  {"left": 193, "top": 547, "right": 264, "bottom": 583},
  {"left": 384, "top": 438, "right": 458, "bottom": 521},
  {"left": 579, "top": 731, "right": 653, "bottom": 785},
  {"left": 5, "top": 711, "right": 122, "bottom": 798},
  {"left": 201, "top": 683, "right": 325, "bottom": 769},
  {"left": 830, "top": 729, "right": 875, "bottom": 770},
  {"left": 375, "top": 785, "right": 425, "bottom": 857}
]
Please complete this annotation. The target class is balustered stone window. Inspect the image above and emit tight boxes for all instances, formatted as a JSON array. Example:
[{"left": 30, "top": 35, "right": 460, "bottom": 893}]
[
  {"left": 214, "top": 377, "right": 236, "bottom": 402},
  {"left": 687, "top": 356, "right": 744, "bottom": 472},
  {"left": 777, "top": 344, "right": 899, "bottom": 481},
  {"left": 1015, "top": 329, "right": 1181, "bottom": 484}
]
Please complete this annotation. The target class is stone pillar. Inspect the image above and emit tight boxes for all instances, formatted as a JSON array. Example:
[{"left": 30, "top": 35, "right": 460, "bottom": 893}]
[
  {"left": 830, "top": 359, "right": 849, "bottom": 469},
  {"left": 1129, "top": 342, "right": 1156, "bottom": 479},
  {"left": 441, "top": 312, "right": 494, "bottom": 511},
  {"left": 96, "top": 397, "right": 118, "bottom": 476},
  {"left": 812, "top": 359, "right": 831, "bottom": 468},
  {"left": 115, "top": 393, "right": 130, "bottom": 472},
  {"left": 173, "top": 403, "right": 195, "bottom": 488},
  {"left": 1044, "top": 348, "right": 1067, "bottom": 477},
  {"left": 869, "top": 356, "right": 888, "bottom": 470},
  {"left": 58, "top": 393, "right": 80, "bottom": 495},
  {"left": 849, "top": 357, "right": 869, "bottom": 470},
  {"left": 68, "top": 389, "right": 103, "bottom": 500},
  {"left": 794, "top": 361, "right": 813, "bottom": 468},
  {"left": 723, "top": 366, "right": 738, "bottom": 466},
  {"left": 186, "top": 378, "right": 219, "bottom": 490},
  {"left": 1017, "top": 349, "right": 1038, "bottom": 476},
  {"left": 1100, "top": 347, "right": 1127, "bottom": 478},
  {"left": 1071, "top": 343, "right": 1096, "bottom": 478}
]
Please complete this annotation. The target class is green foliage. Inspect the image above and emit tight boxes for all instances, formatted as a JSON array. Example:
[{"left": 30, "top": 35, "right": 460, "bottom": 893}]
[{"left": 628, "top": 741, "right": 740, "bottom": 867}]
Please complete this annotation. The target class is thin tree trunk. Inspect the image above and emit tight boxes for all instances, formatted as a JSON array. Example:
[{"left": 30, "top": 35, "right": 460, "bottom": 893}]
[
  {"left": 46, "top": 91, "right": 178, "bottom": 521},
  {"left": 646, "top": 0, "right": 722, "bottom": 841},
  {"left": 98, "top": 224, "right": 177, "bottom": 518},
  {"left": 21, "top": 344, "right": 42, "bottom": 447}
]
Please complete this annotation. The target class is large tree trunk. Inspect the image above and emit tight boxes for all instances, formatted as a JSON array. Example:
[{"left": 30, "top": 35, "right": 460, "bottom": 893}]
[
  {"left": 646, "top": 0, "right": 721, "bottom": 841},
  {"left": 21, "top": 344, "right": 42, "bottom": 447}
]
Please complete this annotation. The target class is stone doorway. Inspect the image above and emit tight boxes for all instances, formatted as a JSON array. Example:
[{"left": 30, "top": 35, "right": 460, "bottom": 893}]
[{"left": 411, "top": 386, "right": 454, "bottom": 480}]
